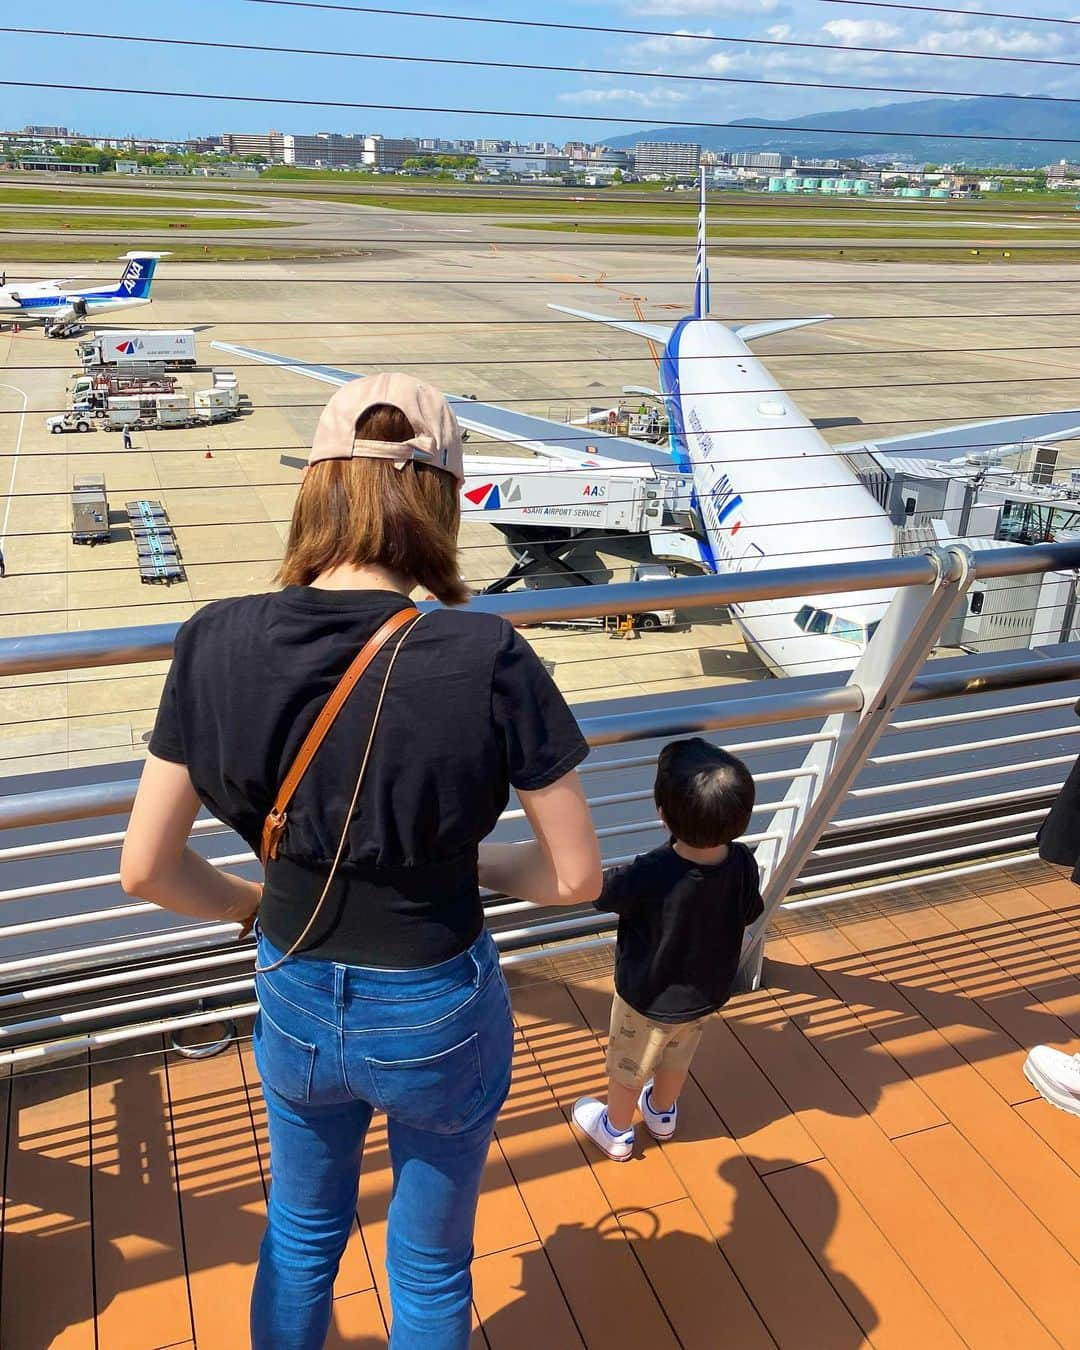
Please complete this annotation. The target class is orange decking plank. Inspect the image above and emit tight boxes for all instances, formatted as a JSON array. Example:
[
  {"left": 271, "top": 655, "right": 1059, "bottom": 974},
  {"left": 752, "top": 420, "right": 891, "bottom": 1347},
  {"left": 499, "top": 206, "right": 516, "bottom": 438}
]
[
  {"left": 513, "top": 979, "right": 686, "bottom": 1212},
  {"left": 239, "top": 1042, "right": 375, "bottom": 1298},
  {"left": 815, "top": 911, "right": 1080, "bottom": 1258},
  {"left": 886, "top": 897, "right": 1075, "bottom": 1094},
  {"left": 619, "top": 1198, "right": 775, "bottom": 1350},
  {"left": 497, "top": 1019, "right": 680, "bottom": 1348},
  {"left": 90, "top": 1041, "right": 193, "bottom": 1350},
  {"left": 472, "top": 1241, "right": 584, "bottom": 1349},
  {"left": 767, "top": 1158, "right": 965, "bottom": 1350},
  {"left": 640, "top": 1073, "right": 862, "bottom": 1349},
  {"left": 1, "top": 1061, "right": 95, "bottom": 1350},
  {"left": 1015, "top": 1097, "right": 1080, "bottom": 1174},
  {"left": 721, "top": 981, "right": 1058, "bottom": 1349},
  {"left": 897, "top": 1123, "right": 1080, "bottom": 1350},
  {"left": 326, "top": 1288, "right": 388, "bottom": 1348},
  {"left": 691, "top": 1007, "right": 824, "bottom": 1173},
  {"left": 976, "top": 885, "right": 1080, "bottom": 1035},
  {"left": 165, "top": 1042, "right": 266, "bottom": 1349},
  {"left": 833, "top": 906, "right": 1031, "bottom": 1105},
  {"left": 764, "top": 936, "right": 945, "bottom": 1139}
]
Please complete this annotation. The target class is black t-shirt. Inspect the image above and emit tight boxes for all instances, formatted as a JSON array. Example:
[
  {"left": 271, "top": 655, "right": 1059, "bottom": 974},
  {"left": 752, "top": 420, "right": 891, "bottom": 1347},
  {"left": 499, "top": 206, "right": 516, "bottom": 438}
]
[
  {"left": 596, "top": 841, "right": 764, "bottom": 1023},
  {"left": 150, "top": 586, "right": 588, "bottom": 966}
]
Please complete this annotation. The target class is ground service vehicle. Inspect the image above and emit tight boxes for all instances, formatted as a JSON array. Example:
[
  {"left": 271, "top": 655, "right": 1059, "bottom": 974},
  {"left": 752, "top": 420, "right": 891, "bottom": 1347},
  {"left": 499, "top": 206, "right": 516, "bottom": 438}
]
[
  {"left": 77, "top": 329, "right": 197, "bottom": 371},
  {"left": 71, "top": 474, "right": 109, "bottom": 544},
  {"left": 47, "top": 412, "right": 95, "bottom": 435}
]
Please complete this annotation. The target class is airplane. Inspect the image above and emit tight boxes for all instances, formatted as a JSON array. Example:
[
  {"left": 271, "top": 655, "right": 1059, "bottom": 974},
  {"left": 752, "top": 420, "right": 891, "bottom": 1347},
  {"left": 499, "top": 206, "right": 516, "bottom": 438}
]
[
  {"left": 211, "top": 174, "right": 1080, "bottom": 677},
  {"left": 0, "top": 252, "right": 170, "bottom": 337}
]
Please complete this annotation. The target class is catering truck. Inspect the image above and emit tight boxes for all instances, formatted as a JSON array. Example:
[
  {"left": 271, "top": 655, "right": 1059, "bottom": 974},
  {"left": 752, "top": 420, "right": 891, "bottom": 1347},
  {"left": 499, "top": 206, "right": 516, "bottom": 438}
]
[
  {"left": 105, "top": 380, "right": 240, "bottom": 430},
  {"left": 77, "top": 329, "right": 197, "bottom": 371}
]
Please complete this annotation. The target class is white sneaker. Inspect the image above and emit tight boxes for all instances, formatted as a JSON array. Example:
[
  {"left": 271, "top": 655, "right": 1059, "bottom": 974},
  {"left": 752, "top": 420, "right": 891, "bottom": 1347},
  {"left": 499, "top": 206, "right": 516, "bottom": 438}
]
[
  {"left": 638, "top": 1082, "right": 678, "bottom": 1140},
  {"left": 1023, "top": 1045, "right": 1080, "bottom": 1118},
  {"left": 572, "top": 1097, "right": 635, "bottom": 1161}
]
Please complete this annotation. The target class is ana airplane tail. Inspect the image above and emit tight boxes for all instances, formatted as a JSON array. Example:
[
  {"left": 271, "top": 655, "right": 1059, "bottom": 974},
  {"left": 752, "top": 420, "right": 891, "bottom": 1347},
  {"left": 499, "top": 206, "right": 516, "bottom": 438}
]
[
  {"left": 111, "top": 252, "right": 169, "bottom": 301},
  {"left": 693, "top": 166, "right": 710, "bottom": 319}
]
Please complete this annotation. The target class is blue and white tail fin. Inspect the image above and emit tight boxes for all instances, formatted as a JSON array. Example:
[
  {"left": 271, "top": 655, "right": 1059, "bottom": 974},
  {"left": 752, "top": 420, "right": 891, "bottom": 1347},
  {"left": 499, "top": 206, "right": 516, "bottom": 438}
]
[
  {"left": 693, "top": 167, "right": 710, "bottom": 319},
  {"left": 111, "top": 251, "right": 169, "bottom": 300}
]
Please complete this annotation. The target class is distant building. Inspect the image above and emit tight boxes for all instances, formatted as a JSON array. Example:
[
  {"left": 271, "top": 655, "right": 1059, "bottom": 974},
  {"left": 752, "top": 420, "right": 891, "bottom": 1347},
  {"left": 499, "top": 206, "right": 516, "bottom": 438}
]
[
  {"left": 221, "top": 131, "right": 285, "bottom": 161},
  {"left": 729, "top": 151, "right": 793, "bottom": 170},
  {"left": 362, "top": 135, "right": 418, "bottom": 170},
  {"left": 632, "top": 142, "right": 701, "bottom": 177},
  {"left": 283, "top": 133, "right": 366, "bottom": 168},
  {"left": 19, "top": 156, "right": 99, "bottom": 173},
  {"left": 115, "top": 160, "right": 139, "bottom": 174},
  {"left": 480, "top": 153, "right": 569, "bottom": 177}
]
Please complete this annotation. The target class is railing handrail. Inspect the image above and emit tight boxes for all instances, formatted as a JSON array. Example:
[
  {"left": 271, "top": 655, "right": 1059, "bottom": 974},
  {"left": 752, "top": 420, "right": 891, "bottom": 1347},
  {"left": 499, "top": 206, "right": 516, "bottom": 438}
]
[{"left": 3, "top": 542, "right": 1078, "bottom": 679}]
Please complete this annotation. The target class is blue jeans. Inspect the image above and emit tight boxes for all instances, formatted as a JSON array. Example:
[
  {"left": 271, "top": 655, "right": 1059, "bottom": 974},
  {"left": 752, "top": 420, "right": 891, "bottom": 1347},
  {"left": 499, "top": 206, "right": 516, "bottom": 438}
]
[{"left": 249, "top": 928, "right": 513, "bottom": 1350}]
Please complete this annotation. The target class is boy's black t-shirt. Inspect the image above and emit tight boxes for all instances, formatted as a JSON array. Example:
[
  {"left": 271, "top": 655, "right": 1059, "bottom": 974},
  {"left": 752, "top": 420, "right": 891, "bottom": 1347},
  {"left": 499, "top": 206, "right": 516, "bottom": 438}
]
[
  {"left": 149, "top": 586, "right": 588, "bottom": 966},
  {"left": 595, "top": 841, "right": 764, "bottom": 1023}
]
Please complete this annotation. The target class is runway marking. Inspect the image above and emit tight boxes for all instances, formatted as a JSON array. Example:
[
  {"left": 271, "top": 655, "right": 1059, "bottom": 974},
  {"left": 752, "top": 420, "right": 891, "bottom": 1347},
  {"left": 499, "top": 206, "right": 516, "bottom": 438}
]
[{"left": 0, "top": 380, "right": 27, "bottom": 550}]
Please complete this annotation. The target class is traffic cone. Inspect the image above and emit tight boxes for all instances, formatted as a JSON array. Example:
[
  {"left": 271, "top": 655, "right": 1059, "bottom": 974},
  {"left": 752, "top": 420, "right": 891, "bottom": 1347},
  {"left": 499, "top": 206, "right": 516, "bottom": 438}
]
[{"left": 205, "top": 448, "right": 213, "bottom": 459}]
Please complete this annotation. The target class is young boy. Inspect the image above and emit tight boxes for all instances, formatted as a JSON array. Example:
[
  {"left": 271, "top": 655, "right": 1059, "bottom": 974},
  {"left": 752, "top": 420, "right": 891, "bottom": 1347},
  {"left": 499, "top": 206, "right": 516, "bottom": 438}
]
[{"left": 573, "top": 737, "right": 763, "bottom": 1161}]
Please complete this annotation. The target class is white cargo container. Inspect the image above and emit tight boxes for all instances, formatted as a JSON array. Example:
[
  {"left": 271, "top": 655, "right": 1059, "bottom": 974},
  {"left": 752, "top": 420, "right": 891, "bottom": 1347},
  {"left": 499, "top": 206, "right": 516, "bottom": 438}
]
[
  {"left": 78, "top": 329, "right": 197, "bottom": 371},
  {"left": 194, "top": 385, "right": 240, "bottom": 421}
]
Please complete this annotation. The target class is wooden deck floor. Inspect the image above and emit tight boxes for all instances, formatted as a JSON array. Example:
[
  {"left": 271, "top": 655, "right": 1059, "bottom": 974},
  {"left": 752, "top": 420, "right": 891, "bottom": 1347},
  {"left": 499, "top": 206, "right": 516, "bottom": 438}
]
[{"left": 2, "top": 865, "right": 1079, "bottom": 1349}]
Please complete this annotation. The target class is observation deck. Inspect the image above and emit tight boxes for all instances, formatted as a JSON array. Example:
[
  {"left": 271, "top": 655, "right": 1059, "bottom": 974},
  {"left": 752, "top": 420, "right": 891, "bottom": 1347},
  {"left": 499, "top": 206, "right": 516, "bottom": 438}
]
[{"left": 1, "top": 544, "right": 1079, "bottom": 1348}]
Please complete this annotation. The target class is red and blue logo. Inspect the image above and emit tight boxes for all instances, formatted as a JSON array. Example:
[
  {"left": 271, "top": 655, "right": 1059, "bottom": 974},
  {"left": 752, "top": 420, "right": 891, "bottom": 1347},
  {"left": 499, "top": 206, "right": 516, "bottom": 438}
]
[
  {"left": 115, "top": 340, "right": 138, "bottom": 355},
  {"left": 465, "top": 482, "right": 502, "bottom": 510}
]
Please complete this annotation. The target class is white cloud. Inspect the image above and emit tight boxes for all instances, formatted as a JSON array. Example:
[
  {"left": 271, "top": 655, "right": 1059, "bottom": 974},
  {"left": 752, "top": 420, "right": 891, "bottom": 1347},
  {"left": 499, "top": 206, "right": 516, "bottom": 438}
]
[
  {"left": 920, "top": 25, "right": 1064, "bottom": 55},
  {"left": 822, "top": 19, "right": 903, "bottom": 45},
  {"left": 556, "top": 86, "right": 693, "bottom": 107}
]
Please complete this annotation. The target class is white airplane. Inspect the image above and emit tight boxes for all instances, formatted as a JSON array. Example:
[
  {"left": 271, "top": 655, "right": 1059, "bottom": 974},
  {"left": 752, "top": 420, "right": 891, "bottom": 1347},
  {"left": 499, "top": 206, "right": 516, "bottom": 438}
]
[
  {"left": 212, "top": 175, "right": 1080, "bottom": 677},
  {"left": 0, "top": 252, "right": 170, "bottom": 336}
]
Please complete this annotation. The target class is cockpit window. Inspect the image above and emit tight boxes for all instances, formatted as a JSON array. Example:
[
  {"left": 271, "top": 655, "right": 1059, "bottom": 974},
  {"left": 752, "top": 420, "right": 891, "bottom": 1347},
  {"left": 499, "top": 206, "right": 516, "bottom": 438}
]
[{"left": 795, "top": 605, "right": 869, "bottom": 646}]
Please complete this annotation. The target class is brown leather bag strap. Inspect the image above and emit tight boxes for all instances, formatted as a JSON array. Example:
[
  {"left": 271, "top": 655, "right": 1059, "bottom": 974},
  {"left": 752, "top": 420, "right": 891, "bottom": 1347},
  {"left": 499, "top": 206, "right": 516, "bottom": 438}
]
[{"left": 260, "top": 605, "right": 420, "bottom": 866}]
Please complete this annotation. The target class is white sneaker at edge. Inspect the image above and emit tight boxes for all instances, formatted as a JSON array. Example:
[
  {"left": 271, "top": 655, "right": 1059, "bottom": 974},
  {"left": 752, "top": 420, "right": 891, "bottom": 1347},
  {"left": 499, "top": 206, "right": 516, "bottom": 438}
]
[
  {"left": 572, "top": 1096, "right": 635, "bottom": 1161},
  {"left": 638, "top": 1082, "right": 678, "bottom": 1140},
  {"left": 1023, "top": 1045, "right": 1080, "bottom": 1118}
]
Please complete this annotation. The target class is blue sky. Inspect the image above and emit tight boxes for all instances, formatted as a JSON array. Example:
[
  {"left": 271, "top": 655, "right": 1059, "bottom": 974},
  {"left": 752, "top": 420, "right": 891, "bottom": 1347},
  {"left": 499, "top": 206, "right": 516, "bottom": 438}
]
[{"left": 3, "top": 1, "right": 1079, "bottom": 143}]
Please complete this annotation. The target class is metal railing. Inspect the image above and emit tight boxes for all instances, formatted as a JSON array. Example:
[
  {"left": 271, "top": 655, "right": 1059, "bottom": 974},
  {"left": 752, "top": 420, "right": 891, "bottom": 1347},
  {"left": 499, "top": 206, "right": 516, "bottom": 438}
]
[{"left": 1, "top": 542, "right": 1078, "bottom": 1066}]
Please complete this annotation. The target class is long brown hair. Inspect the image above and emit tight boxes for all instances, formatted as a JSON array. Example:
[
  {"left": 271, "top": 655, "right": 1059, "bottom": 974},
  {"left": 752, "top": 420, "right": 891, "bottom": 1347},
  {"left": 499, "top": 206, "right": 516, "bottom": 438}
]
[{"left": 278, "top": 403, "right": 467, "bottom": 604}]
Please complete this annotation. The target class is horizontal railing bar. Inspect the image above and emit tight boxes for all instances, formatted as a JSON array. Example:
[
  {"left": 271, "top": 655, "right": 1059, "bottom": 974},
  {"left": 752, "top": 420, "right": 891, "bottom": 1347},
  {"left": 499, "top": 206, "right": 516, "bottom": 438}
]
[
  {"left": 801, "top": 832, "right": 1036, "bottom": 887},
  {"left": 827, "top": 782, "right": 1058, "bottom": 832},
  {"left": 0, "top": 977, "right": 258, "bottom": 1039},
  {"left": 781, "top": 851, "right": 1041, "bottom": 912},
  {"left": 0, "top": 816, "right": 226, "bottom": 865},
  {"left": 0, "top": 923, "right": 237, "bottom": 981},
  {"left": 905, "top": 652, "right": 1080, "bottom": 705},
  {"left": 577, "top": 731, "right": 837, "bottom": 778},
  {"left": 847, "top": 754, "right": 1076, "bottom": 800},
  {"left": 0, "top": 948, "right": 257, "bottom": 1010},
  {"left": 0, "top": 1001, "right": 262, "bottom": 1069},
  {"left": 870, "top": 723, "right": 1080, "bottom": 767},
  {"left": 4, "top": 545, "right": 1077, "bottom": 682},
  {"left": 0, "top": 852, "right": 251, "bottom": 906},
  {"left": 810, "top": 811, "right": 1045, "bottom": 860},
  {"left": 890, "top": 695, "right": 1079, "bottom": 732}
]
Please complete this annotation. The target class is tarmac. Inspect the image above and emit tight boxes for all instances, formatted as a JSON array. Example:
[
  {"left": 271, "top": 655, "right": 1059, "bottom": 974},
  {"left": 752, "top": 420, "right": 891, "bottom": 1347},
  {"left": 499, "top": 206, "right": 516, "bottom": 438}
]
[{"left": 2, "top": 189, "right": 1080, "bottom": 775}]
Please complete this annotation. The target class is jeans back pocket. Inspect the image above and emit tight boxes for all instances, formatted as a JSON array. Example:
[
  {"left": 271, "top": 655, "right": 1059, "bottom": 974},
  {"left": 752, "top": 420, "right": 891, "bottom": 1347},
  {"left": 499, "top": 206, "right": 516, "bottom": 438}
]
[
  {"left": 367, "top": 1033, "right": 485, "bottom": 1135},
  {"left": 254, "top": 1004, "right": 317, "bottom": 1104}
]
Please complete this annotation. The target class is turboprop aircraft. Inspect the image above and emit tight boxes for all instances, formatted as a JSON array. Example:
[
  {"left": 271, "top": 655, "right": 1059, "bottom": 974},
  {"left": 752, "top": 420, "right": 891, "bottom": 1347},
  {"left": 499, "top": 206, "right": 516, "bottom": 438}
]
[
  {"left": 212, "top": 174, "right": 1080, "bottom": 677},
  {"left": 0, "top": 252, "right": 169, "bottom": 336}
]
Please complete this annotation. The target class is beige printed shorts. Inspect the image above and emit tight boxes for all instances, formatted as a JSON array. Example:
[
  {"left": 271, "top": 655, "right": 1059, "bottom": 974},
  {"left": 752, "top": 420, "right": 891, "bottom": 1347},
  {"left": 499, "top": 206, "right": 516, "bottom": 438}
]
[{"left": 605, "top": 992, "right": 708, "bottom": 1090}]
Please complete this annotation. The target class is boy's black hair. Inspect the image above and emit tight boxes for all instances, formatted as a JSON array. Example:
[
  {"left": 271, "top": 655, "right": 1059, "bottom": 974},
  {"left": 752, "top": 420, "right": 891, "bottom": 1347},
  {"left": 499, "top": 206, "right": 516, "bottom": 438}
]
[{"left": 654, "top": 737, "right": 755, "bottom": 848}]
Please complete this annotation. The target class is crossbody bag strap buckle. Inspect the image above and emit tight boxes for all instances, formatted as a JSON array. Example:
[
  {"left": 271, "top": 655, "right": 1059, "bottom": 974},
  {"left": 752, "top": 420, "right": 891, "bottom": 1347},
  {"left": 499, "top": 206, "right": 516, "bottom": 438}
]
[{"left": 261, "top": 808, "right": 287, "bottom": 867}]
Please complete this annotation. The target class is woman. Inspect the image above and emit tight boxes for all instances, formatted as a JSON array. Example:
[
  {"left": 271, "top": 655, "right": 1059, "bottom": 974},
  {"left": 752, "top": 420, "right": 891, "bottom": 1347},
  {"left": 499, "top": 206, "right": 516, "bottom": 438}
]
[{"left": 121, "top": 373, "right": 602, "bottom": 1349}]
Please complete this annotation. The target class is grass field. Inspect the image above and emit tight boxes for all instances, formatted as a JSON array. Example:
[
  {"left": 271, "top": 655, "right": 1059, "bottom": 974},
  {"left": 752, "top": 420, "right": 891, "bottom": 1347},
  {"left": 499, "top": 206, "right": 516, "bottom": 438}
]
[
  {"left": 504, "top": 218, "right": 1080, "bottom": 242},
  {"left": 0, "top": 187, "right": 267, "bottom": 211},
  {"left": 0, "top": 212, "right": 290, "bottom": 233},
  {"left": 0, "top": 240, "right": 368, "bottom": 263}
]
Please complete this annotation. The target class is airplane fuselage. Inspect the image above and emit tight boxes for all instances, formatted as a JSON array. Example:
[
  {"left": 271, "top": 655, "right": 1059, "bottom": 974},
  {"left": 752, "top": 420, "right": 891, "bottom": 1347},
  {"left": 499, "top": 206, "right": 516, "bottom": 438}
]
[{"left": 659, "top": 317, "right": 896, "bottom": 676}]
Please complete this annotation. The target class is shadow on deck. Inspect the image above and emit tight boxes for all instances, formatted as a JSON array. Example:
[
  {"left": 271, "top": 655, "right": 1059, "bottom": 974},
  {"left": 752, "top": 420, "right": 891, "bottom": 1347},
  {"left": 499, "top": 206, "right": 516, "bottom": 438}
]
[{"left": 2, "top": 865, "right": 1079, "bottom": 1349}]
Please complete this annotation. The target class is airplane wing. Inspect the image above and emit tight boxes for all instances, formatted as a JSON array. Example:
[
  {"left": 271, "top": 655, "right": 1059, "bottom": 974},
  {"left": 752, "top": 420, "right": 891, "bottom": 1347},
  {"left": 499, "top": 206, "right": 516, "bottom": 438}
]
[
  {"left": 211, "top": 341, "right": 675, "bottom": 469},
  {"left": 547, "top": 304, "right": 674, "bottom": 344},
  {"left": 837, "top": 410, "right": 1080, "bottom": 463}
]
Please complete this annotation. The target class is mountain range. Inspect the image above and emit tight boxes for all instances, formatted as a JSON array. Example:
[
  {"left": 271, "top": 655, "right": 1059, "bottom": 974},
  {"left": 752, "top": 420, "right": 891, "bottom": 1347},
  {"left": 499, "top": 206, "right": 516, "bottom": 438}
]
[{"left": 603, "top": 95, "right": 1080, "bottom": 168}]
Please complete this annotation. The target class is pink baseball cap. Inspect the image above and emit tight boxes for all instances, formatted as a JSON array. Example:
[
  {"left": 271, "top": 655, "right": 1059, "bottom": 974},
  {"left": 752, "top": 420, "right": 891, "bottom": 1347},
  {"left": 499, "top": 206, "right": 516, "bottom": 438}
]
[{"left": 308, "top": 372, "right": 464, "bottom": 483}]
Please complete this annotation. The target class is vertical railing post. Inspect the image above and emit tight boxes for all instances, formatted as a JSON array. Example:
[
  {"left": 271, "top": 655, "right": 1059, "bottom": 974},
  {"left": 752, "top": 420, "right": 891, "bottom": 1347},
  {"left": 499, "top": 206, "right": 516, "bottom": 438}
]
[{"left": 736, "top": 545, "right": 977, "bottom": 990}]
